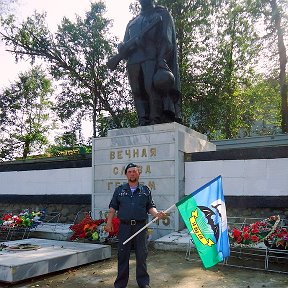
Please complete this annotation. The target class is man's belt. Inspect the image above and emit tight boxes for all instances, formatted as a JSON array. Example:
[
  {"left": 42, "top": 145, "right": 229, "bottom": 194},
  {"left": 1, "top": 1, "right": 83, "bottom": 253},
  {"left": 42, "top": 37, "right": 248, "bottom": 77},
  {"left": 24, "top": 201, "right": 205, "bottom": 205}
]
[{"left": 120, "top": 219, "right": 146, "bottom": 225}]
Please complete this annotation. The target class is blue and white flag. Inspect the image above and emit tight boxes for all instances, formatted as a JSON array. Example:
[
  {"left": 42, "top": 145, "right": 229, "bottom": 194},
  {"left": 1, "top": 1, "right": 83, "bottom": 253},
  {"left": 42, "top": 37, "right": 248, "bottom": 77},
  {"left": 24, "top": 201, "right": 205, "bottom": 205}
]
[{"left": 191, "top": 175, "right": 230, "bottom": 261}]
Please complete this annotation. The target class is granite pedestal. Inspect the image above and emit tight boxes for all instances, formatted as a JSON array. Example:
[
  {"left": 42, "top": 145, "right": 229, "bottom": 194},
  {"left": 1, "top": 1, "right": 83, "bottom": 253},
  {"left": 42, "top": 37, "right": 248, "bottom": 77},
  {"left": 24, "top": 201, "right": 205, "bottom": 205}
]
[
  {"left": 92, "top": 122, "right": 215, "bottom": 239},
  {"left": 0, "top": 238, "right": 111, "bottom": 283}
]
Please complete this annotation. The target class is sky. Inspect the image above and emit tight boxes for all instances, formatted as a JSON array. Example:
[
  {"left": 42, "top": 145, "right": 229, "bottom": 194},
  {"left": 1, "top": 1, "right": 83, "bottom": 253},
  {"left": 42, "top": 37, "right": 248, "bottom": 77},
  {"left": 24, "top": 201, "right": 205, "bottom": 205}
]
[{"left": 0, "top": 0, "right": 134, "bottom": 88}]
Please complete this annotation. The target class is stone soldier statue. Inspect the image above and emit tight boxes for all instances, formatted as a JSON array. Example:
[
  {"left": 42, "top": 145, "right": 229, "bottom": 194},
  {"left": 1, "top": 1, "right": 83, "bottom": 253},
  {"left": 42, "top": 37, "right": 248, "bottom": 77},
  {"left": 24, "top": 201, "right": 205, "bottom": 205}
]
[{"left": 107, "top": 0, "right": 181, "bottom": 126}]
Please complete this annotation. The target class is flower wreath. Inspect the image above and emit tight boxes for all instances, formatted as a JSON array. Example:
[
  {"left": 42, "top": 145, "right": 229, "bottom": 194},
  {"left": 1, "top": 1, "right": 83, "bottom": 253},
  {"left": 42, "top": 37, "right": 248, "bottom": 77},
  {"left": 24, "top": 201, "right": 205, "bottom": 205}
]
[
  {"left": 229, "top": 215, "right": 280, "bottom": 248},
  {"left": 264, "top": 225, "right": 288, "bottom": 250},
  {"left": 0, "top": 210, "right": 45, "bottom": 229}
]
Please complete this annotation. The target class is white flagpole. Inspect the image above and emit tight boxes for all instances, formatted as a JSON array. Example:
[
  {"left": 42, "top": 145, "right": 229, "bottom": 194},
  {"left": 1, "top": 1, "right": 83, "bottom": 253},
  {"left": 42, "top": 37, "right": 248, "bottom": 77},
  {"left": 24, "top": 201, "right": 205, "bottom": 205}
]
[{"left": 122, "top": 204, "right": 176, "bottom": 245}]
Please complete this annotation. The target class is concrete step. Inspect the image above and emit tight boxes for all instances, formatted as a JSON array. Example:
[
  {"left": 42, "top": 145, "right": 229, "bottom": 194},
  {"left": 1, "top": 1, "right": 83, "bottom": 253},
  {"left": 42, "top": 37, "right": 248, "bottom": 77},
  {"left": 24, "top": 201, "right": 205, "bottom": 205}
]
[
  {"left": 154, "top": 229, "right": 191, "bottom": 251},
  {"left": 0, "top": 238, "right": 111, "bottom": 283}
]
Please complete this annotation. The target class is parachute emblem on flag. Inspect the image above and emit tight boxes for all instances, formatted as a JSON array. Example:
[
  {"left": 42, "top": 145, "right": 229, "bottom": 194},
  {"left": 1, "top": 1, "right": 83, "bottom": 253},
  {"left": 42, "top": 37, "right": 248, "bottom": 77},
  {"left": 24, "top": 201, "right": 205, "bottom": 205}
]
[
  {"left": 189, "top": 209, "right": 215, "bottom": 247},
  {"left": 197, "top": 198, "right": 228, "bottom": 242}
]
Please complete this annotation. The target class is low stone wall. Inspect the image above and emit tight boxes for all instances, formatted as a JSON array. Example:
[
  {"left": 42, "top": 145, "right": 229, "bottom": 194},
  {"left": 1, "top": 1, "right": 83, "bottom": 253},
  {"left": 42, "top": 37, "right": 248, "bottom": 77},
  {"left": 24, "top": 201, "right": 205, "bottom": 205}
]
[
  {"left": 228, "top": 207, "right": 288, "bottom": 220},
  {"left": 1, "top": 138, "right": 288, "bottom": 226}
]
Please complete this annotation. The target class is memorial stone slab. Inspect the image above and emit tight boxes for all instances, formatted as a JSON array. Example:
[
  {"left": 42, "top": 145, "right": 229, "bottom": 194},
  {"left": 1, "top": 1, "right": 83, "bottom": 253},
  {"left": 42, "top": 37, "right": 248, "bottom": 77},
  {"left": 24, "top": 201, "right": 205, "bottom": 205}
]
[{"left": 0, "top": 238, "right": 111, "bottom": 283}]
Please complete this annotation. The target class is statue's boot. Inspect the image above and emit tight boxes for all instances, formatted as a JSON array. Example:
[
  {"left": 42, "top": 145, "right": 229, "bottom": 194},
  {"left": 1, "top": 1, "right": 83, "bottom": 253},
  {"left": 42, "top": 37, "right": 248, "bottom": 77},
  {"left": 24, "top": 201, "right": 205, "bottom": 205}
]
[{"left": 135, "top": 100, "right": 150, "bottom": 126}]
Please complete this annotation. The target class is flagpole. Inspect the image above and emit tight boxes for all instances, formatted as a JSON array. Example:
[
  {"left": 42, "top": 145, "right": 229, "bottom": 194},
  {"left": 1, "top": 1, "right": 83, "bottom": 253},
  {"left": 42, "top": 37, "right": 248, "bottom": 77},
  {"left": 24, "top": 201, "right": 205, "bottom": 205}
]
[{"left": 122, "top": 204, "right": 176, "bottom": 245}]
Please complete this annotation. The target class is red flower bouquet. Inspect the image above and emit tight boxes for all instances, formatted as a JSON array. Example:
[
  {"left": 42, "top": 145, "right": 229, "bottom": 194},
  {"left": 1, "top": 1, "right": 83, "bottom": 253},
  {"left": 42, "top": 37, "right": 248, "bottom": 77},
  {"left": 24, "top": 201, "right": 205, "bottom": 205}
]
[
  {"left": 229, "top": 215, "right": 280, "bottom": 248},
  {"left": 69, "top": 214, "right": 120, "bottom": 242}
]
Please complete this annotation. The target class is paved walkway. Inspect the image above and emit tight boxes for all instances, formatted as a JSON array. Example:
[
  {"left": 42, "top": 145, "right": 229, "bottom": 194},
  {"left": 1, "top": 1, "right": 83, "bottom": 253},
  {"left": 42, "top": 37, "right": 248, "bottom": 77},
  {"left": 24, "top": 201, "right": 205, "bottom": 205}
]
[
  {"left": 1, "top": 246, "right": 287, "bottom": 288},
  {"left": 1, "top": 225, "right": 286, "bottom": 287}
]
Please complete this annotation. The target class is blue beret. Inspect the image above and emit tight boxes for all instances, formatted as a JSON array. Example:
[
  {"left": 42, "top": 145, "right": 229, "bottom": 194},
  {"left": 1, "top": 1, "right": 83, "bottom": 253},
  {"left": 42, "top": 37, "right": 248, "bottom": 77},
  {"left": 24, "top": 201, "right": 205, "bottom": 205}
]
[{"left": 125, "top": 163, "right": 138, "bottom": 174}]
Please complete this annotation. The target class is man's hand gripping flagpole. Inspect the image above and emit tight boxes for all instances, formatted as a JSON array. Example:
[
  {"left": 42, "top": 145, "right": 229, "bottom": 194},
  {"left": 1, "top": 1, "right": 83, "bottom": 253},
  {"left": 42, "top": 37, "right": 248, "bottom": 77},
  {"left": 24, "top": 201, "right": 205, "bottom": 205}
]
[{"left": 123, "top": 204, "right": 176, "bottom": 245}]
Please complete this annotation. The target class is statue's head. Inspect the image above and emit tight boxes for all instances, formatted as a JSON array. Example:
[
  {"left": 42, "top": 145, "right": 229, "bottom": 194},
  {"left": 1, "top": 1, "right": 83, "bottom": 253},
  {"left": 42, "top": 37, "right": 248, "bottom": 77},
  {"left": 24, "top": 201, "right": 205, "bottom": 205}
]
[{"left": 139, "top": 0, "right": 153, "bottom": 9}]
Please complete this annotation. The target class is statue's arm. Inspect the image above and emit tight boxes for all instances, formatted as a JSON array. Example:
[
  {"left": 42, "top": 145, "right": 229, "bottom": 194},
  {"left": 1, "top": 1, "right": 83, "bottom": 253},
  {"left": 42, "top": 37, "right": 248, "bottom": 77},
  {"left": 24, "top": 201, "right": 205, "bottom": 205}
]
[{"left": 117, "top": 23, "right": 132, "bottom": 58}]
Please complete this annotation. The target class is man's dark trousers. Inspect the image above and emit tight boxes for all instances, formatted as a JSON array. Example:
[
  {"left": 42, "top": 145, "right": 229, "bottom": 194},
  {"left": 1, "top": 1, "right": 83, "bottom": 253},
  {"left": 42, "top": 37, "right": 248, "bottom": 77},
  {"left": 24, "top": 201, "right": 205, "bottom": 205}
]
[{"left": 114, "top": 222, "right": 149, "bottom": 288}]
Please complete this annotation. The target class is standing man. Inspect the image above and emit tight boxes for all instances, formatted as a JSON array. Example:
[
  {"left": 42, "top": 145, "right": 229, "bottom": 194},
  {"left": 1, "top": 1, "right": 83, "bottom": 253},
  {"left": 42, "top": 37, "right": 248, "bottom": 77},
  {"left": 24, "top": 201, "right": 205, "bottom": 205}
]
[
  {"left": 109, "top": 0, "right": 181, "bottom": 126},
  {"left": 105, "top": 163, "right": 165, "bottom": 288}
]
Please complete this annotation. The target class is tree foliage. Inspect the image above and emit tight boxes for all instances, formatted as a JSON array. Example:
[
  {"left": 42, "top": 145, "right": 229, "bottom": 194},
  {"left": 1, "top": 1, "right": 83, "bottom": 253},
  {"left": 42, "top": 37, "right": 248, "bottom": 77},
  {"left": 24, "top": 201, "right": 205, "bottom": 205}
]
[
  {"left": 152, "top": 0, "right": 286, "bottom": 139},
  {"left": 0, "top": 67, "right": 54, "bottom": 160},
  {"left": 203, "top": 0, "right": 261, "bottom": 138},
  {"left": 241, "top": 75, "right": 282, "bottom": 135},
  {"left": 246, "top": 0, "right": 288, "bottom": 133},
  {"left": 0, "top": 2, "right": 134, "bottom": 139},
  {"left": 1, "top": 0, "right": 287, "bottom": 147},
  {"left": 152, "top": 0, "right": 263, "bottom": 138}
]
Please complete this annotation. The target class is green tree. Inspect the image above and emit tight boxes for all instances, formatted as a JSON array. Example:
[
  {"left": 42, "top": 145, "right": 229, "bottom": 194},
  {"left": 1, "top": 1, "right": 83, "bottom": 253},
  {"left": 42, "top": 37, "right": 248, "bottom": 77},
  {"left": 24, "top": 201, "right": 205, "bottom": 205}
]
[
  {"left": 247, "top": 0, "right": 288, "bottom": 133},
  {"left": 241, "top": 75, "right": 282, "bottom": 136},
  {"left": 96, "top": 109, "right": 138, "bottom": 138},
  {"left": 0, "top": 2, "right": 133, "bottom": 138},
  {"left": 0, "top": 67, "right": 54, "bottom": 160},
  {"left": 155, "top": 0, "right": 221, "bottom": 128},
  {"left": 155, "top": 0, "right": 262, "bottom": 139},
  {"left": 204, "top": 0, "right": 261, "bottom": 138},
  {"left": 54, "top": 131, "right": 78, "bottom": 147},
  {"left": 45, "top": 131, "right": 92, "bottom": 159}
]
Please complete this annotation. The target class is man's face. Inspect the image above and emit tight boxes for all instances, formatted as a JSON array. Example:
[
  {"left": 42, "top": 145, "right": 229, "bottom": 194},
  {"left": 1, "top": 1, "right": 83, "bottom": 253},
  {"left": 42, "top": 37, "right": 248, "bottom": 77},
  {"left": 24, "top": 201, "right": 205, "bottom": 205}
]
[
  {"left": 125, "top": 167, "right": 140, "bottom": 183},
  {"left": 139, "top": 0, "right": 153, "bottom": 8}
]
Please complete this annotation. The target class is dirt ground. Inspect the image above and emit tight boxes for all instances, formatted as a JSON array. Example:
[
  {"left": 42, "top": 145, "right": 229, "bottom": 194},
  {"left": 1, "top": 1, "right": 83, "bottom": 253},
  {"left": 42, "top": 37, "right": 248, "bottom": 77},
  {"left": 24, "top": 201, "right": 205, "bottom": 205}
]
[{"left": 1, "top": 246, "right": 288, "bottom": 288}]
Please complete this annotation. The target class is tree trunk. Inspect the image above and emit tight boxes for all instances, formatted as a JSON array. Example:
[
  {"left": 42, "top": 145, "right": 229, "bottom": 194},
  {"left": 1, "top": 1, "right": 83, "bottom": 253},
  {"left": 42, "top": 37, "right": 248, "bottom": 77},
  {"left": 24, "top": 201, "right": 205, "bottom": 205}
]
[
  {"left": 270, "top": 0, "right": 288, "bottom": 133},
  {"left": 224, "top": 13, "right": 236, "bottom": 139},
  {"left": 92, "top": 91, "right": 97, "bottom": 138},
  {"left": 22, "top": 140, "right": 30, "bottom": 159}
]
